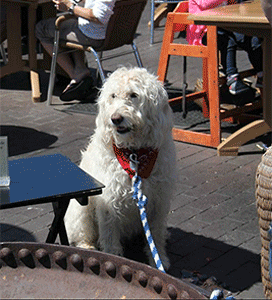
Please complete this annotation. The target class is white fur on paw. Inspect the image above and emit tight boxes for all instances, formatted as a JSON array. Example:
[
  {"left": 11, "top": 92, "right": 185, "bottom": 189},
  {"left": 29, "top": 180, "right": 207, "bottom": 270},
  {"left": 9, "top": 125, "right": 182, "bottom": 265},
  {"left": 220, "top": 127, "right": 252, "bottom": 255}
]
[{"left": 77, "top": 242, "right": 97, "bottom": 250}]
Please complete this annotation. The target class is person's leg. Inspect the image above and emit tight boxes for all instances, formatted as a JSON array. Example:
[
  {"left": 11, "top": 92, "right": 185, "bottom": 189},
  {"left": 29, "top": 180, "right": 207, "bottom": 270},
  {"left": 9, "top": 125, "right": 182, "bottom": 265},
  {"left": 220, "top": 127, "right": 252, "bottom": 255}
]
[
  {"left": 71, "top": 51, "right": 91, "bottom": 82},
  {"left": 225, "top": 33, "right": 238, "bottom": 76},
  {"left": 234, "top": 33, "right": 263, "bottom": 88},
  {"left": 39, "top": 41, "right": 75, "bottom": 79},
  {"left": 220, "top": 31, "right": 252, "bottom": 96},
  {"left": 234, "top": 33, "right": 263, "bottom": 72},
  {"left": 36, "top": 17, "right": 91, "bottom": 82}
]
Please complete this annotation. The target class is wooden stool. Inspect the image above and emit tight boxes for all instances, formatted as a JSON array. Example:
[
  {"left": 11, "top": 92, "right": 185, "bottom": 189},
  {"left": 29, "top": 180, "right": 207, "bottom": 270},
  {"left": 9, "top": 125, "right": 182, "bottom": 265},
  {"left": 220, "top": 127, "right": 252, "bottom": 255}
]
[{"left": 157, "top": 2, "right": 262, "bottom": 149}]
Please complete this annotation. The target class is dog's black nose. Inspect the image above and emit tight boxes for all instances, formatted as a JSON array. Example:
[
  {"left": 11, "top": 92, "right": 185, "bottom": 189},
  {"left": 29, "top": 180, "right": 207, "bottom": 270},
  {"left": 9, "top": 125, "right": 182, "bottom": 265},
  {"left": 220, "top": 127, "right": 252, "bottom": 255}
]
[{"left": 111, "top": 113, "right": 124, "bottom": 125}]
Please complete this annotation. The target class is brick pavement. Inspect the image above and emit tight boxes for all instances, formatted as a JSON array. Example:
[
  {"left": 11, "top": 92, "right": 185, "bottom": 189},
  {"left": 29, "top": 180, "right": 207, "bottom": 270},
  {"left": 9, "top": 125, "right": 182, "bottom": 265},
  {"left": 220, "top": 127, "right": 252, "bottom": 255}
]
[{"left": 1, "top": 4, "right": 270, "bottom": 298}]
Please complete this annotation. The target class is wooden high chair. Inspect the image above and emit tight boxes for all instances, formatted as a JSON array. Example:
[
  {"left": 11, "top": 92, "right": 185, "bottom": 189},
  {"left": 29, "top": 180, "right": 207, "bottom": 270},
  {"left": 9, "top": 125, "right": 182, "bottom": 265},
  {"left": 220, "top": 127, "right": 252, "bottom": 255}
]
[{"left": 157, "top": 2, "right": 262, "bottom": 151}]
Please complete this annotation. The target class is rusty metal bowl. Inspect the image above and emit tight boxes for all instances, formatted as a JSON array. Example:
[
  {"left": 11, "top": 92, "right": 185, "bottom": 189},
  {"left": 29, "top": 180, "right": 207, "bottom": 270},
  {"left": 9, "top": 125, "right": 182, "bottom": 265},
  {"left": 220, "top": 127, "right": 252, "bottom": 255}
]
[{"left": 0, "top": 242, "right": 207, "bottom": 299}]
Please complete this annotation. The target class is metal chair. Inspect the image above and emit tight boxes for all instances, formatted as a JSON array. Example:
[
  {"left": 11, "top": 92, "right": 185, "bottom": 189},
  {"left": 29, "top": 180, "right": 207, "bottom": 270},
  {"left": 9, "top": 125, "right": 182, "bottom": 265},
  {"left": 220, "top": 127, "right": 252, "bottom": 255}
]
[
  {"left": 47, "top": 0, "right": 147, "bottom": 105},
  {"left": 150, "top": 0, "right": 180, "bottom": 44}
]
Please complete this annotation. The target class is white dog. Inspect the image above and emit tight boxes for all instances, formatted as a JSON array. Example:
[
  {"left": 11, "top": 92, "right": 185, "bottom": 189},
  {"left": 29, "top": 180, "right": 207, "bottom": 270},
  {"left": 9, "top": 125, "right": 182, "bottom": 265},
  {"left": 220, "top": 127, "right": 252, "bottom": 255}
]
[{"left": 64, "top": 67, "right": 176, "bottom": 269}]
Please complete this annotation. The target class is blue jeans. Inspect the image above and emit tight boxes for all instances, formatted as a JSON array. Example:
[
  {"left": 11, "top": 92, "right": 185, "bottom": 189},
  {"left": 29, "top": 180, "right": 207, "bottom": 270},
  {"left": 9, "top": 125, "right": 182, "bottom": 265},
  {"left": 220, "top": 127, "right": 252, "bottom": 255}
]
[{"left": 218, "top": 29, "right": 263, "bottom": 77}]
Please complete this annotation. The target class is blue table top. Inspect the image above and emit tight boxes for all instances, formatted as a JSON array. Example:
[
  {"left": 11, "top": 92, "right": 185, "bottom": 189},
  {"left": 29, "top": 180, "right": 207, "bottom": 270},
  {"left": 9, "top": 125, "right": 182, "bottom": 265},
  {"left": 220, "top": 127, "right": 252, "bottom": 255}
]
[{"left": 0, "top": 154, "right": 104, "bottom": 209}]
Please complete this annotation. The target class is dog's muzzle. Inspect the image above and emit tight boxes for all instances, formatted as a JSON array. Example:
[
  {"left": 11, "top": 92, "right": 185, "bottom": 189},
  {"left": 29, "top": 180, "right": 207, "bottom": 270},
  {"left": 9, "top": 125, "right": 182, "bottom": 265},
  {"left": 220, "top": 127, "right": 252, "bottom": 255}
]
[{"left": 111, "top": 113, "right": 131, "bottom": 134}]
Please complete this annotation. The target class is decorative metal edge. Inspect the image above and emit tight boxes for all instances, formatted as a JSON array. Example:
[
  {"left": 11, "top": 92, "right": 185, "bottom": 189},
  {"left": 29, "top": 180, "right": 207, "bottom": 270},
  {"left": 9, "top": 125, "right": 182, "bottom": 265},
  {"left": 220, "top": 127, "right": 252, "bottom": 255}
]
[{"left": 0, "top": 242, "right": 207, "bottom": 299}]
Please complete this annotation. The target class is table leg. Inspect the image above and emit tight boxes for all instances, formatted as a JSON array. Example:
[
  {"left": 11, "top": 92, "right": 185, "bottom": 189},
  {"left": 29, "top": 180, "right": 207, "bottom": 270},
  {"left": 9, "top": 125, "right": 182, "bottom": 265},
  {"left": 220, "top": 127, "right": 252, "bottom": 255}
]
[
  {"left": 46, "top": 200, "right": 70, "bottom": 245},
  {"left": 28, "top": 3, "right": 41, "bottom": 103},
  {"left": 217, "top": 119, "right": 271, "bottom": 156},
  {"left": 0, "top": 2, "right": 23, "bottom": 77}
]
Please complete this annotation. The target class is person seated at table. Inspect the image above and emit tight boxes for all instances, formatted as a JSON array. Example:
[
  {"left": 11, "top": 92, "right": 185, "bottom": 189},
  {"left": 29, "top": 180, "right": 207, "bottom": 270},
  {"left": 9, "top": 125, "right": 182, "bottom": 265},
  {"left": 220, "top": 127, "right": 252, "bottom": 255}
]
[
  {"left": 36, "top": 0, "right": 116, "bottom": 101},
  {"left": 187, "top": 0, "right": 263, "bottom": 102}
]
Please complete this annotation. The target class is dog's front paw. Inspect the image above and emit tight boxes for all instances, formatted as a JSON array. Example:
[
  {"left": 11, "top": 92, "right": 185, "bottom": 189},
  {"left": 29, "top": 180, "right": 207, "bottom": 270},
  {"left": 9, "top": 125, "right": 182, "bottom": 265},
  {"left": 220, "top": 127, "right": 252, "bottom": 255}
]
[{"left": 77, "top": 242, "right": 97, "bottom": 251}]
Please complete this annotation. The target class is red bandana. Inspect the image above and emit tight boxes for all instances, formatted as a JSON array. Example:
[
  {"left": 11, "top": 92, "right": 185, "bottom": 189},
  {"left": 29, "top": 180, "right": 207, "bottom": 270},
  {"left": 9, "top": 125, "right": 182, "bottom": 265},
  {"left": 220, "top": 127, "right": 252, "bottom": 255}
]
[{"left": 113, "top": 143, "right": 158, "bottom": 179}]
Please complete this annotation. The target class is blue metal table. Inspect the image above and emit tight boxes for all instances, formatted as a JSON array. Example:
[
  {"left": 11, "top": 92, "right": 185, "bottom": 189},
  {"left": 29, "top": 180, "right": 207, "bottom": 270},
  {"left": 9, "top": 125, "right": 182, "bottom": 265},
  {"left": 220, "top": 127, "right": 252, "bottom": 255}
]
[{"left": 0, "top": 154, "right": 104, "bottom": 245}]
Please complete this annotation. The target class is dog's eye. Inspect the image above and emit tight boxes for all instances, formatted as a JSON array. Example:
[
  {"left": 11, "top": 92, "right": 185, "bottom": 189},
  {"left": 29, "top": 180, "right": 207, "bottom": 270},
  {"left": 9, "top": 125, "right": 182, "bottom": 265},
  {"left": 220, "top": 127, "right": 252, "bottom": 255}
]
[
  {"left": 130, "top": 93, "right": 138, "bottom": 99},
  {"left": 111, "top": 93, "right": 117, "bottom": 98}
]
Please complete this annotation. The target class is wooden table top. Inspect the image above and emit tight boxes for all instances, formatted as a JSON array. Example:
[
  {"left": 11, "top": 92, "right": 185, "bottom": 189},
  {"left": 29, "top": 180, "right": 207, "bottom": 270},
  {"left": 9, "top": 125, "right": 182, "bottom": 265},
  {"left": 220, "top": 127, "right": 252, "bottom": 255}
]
[{"left": 189, "top": 0, "right": 270, "bottom": 30}]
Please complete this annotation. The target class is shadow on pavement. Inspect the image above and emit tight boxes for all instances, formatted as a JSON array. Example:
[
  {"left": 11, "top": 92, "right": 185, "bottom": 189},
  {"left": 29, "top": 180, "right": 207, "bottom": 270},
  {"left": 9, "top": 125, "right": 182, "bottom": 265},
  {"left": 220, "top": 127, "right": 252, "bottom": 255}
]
[
  {"left": 0, "top": 223, "right": 36, "bottom": 243},
  {"left": 0, "top": 125, "right": 58, "bottom": 157},
  {"left": 167, "top": 227, "right": 261, "bottom": 293}
]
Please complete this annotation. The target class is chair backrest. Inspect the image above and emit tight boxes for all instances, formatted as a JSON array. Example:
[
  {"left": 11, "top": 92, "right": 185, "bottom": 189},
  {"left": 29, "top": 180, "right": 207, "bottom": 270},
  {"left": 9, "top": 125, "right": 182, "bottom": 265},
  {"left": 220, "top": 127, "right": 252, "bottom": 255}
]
[{"left": 100, "top": 0, "right": 147, "bottom": 51}]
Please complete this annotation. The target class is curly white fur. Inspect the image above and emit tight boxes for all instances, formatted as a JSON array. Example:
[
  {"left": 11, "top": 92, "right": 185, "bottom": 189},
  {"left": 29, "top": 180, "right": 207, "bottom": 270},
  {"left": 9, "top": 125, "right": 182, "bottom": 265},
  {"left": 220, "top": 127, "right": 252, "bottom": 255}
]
[{"left": 64, "top": 67, "right": 176, "bottom": 269}]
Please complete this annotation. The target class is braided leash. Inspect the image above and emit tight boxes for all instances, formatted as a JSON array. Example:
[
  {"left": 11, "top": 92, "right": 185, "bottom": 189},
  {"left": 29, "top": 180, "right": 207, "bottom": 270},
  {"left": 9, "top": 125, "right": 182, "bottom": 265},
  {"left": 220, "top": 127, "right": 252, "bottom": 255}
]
[
  {"left": 130, "top": 154, "right": 166, "bottom": 273},
  {"left": 129, "top": 153, "right": 237, "bottom": 299}
]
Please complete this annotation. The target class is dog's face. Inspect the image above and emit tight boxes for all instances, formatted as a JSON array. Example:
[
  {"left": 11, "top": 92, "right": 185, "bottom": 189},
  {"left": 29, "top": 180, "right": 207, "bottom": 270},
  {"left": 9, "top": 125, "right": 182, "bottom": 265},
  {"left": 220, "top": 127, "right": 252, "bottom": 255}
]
[{"left": 96, "top": 67, "right": 173, "bottom": 149}]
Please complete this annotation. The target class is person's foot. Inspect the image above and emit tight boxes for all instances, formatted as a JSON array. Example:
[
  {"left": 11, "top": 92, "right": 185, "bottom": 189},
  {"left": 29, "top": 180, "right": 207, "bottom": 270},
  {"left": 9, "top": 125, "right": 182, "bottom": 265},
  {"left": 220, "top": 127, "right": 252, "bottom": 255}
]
[
  {"left": 227, "top": 74, "right": 252, "bottom": 95},
  {"left": 60, "top": 76, "right": 94, "bottom": 102}
]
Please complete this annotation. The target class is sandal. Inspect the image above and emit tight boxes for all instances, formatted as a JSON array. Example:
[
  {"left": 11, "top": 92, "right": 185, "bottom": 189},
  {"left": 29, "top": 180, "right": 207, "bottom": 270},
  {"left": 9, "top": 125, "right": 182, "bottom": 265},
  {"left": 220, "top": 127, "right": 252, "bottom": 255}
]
[{"left": 60, "top": 76, "right": 94, "bottom": 102}]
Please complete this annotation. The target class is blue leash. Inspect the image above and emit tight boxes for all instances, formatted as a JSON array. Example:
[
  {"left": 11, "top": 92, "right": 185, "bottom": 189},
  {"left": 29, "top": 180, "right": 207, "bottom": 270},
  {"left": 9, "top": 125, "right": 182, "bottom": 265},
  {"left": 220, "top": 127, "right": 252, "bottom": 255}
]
[
  {"left": 132, "top": 174, "right": 166, "bottom": 273},
  {"left": 130, "top": 153, "right": 165, "bottom": 273},
  {"left": 129, "top": 154, "right": 236, "bottom": 299}
]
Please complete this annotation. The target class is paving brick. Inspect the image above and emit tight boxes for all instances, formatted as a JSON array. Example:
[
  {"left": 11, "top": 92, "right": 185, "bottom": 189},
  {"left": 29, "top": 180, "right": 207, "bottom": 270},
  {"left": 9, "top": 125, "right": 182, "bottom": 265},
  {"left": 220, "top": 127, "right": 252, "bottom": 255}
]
[
  {"left": 173, "top": 246, "right": 225, "bottom": 271},
  {"left": 224, "top": 261, "right": 261, "bottom": 292},
  {"left": 178, "top": 148, "right": 216, "bottom": 169},
  {"left": 236, "top": 281, "right": 265, "bottom": 299},
  {"left": 170, "top": 194, "right": 197, "bottom": 211},
  {"left": 1, "top": 227, "right": 37, "bottom": 242},
  {"left": 20, "top": 212, "right": 54, "bottom": 233},
  {"left": 176, "top": 145, "right": 203, "bottom": 160},
  {"left": 228, "top": 203, "right": 259, "bottom": 224},
  {"left": 196, "top": 217, "right": 243, "bottom": 240},
  {"left": 234, "top": 160, "right": 261, "bottom": 176},
  {"left": 19, "top": 204, "right": 52, "bottom": 219},
  {"left": 183, "top": 177, "right": 229, "bottom": 198},
  {"left": 175, "top": 217, "right": 210, "bottom": 234},
  {"left": 238, "top": 218, "right": 261, "bottom": 236},
  {"left": 204, "top": 239, "right": 235, "bottom": 254},
  {"left": 218, "top": 229, "right": 255, "bottom": 248},
  {"left": 217, "top": 175, "right": 254, "bottom": 197},
  {"left": 188, "top": 193, "right": 230, "bottom": 211},
  {"left": 1, "top": 213, "right": 30, "bottom": 227},
  {"left": 194, "top": 198, "right": 248, "bottom": 225},
  {"left": 199, "top": 247, "right": 259, "bottom": 281},
  {"left": 239, "top": 236, "right": 262, "bottom": 255},
  {"left": 167, "top": 232, "right": 209, "bottom": 258},
  {"left": 167, "top": 205, "right": 202, "bottom": 227}
]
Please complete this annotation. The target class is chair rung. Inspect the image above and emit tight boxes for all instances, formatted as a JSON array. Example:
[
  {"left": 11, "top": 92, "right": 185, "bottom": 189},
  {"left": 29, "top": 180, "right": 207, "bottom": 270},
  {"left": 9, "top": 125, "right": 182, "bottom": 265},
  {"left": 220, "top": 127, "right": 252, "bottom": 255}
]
[
  {"left": 220, "top": 100, "right": 262, "bottom": 120},
  {"left": 97, "top": 49, "right": 136, "bottom": 61},
  {"left": 169, "top": 44, "right": 208, "bottom": 57},
  {"left": 169, "top": 91, "right": 207, "bottom": 106}
]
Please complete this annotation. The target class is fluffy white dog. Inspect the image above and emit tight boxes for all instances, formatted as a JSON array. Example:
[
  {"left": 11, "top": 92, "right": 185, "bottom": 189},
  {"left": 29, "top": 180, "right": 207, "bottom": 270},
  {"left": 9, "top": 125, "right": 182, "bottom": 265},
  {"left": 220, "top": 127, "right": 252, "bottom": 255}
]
[{"left": 64, "top": 67, "right": 176, "bottom": 269}]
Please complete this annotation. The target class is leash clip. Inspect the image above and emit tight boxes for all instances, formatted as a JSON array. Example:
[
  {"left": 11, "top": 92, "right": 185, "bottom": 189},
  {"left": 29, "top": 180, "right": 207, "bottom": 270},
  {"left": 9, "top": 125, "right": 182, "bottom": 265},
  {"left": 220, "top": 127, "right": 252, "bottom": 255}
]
[{"left": 129, "top": 153, "right": 139, "bottom": 176}]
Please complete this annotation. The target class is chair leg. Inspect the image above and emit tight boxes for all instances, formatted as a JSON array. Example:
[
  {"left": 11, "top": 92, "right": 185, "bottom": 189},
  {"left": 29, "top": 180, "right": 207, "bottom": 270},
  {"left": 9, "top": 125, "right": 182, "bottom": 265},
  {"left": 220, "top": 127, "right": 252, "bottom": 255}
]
[
  {"left": 47, "top": 29, "right": 60, "bottom": 105},
  {"left": 150, "top": 0, "right": 155, "bottom": 44},
  {"left": 0, "top": 43, "right": 7, "bottom": 65},
  {"left": 131, "top": 42, "right": 143, "bottom": 68},
  {"left": 88, "top": 47, "right": 106, "bottom": 83}
]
